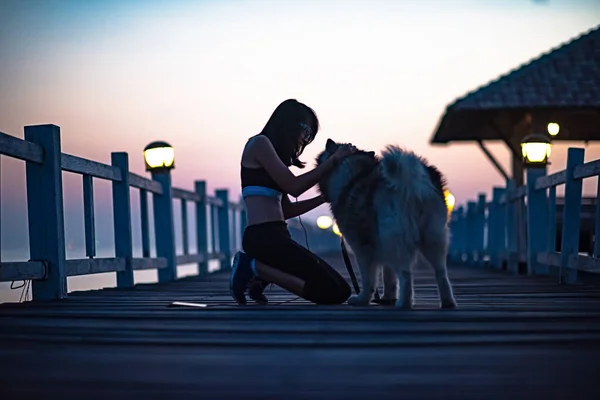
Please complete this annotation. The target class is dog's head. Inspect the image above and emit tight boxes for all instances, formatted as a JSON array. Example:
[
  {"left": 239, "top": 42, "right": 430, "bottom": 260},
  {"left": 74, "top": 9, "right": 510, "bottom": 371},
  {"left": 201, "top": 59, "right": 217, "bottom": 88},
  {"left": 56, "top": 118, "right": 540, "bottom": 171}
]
[
  {"left": 316, "top": 138, "right": 376, "bottom": 167},
  {"left": 315, "top": 139, "right": 377, "bottom": 202}
]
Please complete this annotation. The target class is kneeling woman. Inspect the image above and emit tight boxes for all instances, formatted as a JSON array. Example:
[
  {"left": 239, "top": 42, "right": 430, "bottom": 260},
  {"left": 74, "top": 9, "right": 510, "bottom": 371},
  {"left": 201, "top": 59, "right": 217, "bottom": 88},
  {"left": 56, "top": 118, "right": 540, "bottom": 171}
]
[{"left": 230, "top": 99, "right": 356, "bottom": 305}]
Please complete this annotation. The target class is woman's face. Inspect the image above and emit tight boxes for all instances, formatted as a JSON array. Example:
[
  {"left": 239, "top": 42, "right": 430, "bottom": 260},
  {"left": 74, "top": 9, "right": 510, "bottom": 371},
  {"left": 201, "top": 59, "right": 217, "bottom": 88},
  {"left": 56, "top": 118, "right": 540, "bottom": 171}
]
[{"left": 297, "top": 117, "right": 314, "bottom": 147}]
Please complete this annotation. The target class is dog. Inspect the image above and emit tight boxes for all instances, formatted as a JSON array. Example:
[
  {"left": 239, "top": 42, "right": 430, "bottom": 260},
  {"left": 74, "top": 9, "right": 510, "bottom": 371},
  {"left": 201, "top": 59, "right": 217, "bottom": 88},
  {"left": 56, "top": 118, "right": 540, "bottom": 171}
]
[{"left": 316, "top": 139, "right": 457, "bottom": 309}]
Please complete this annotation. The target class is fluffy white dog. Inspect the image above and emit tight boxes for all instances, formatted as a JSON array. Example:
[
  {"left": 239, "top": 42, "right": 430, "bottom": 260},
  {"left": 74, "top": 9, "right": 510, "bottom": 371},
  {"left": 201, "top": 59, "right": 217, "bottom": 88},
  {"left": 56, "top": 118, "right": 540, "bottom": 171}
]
[{"left": 316, "top": 139, "right": 457, "bottom": 310}]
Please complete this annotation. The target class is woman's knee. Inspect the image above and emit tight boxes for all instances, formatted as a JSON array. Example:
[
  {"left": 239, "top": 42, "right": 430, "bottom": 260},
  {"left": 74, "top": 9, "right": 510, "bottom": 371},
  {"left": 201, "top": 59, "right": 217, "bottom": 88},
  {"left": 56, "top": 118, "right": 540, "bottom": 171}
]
[{"left": 305, "top": 279, "right": 351, "bottom": 305}]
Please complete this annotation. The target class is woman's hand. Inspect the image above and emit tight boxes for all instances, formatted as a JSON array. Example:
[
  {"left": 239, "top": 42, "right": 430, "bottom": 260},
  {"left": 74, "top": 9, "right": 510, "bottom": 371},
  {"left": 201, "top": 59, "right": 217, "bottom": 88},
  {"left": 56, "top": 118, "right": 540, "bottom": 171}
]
[{"left": 333, "top": 143, "right": 357, "bottom": 162}]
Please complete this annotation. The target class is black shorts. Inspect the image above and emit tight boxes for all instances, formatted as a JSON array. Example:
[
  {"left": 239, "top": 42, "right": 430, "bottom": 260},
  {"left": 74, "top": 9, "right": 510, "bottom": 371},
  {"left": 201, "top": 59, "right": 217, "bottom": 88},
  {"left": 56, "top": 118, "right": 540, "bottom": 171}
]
[{"left": 242, "top": 221, "right": 351, "bottom": 305}]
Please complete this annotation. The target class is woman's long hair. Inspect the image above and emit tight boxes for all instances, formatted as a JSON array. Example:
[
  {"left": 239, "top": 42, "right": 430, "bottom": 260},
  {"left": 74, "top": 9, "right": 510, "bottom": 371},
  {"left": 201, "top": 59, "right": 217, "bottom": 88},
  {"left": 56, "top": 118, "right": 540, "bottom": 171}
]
[{"left": 258, "top": 99, "right": 320, "bottom": 168}]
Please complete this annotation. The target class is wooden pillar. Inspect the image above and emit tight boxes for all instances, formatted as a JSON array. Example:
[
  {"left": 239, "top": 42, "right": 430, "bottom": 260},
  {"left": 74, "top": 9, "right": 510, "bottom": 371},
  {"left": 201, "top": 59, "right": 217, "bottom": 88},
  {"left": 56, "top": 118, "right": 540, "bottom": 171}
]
[{"left": 25, "top": 124, "right": 68, "bottom": 301}]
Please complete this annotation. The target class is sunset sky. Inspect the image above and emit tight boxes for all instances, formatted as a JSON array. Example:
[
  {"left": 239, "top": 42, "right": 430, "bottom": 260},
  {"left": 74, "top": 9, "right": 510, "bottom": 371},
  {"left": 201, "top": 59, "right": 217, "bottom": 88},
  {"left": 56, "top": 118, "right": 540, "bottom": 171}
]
[{"left": 1, "top": 0, "right": 600, "bottom": 261}]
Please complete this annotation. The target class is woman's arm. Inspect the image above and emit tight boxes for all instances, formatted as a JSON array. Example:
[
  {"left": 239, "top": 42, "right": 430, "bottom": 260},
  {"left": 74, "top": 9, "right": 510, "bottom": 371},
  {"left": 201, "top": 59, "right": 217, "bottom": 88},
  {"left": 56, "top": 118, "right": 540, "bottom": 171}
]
[
  {"left": 250, "top": 136, "right": 350, "bottom": 198},
  {"left": 282, "top": 194, "right": 327, "bottom": 220}
]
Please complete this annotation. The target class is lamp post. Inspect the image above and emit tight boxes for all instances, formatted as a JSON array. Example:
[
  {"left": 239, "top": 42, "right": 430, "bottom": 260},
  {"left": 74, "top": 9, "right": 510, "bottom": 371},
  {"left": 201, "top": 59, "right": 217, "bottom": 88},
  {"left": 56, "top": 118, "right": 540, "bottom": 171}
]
[
  {"left": 144, "top": 141, "right": 177, "bottom": 283},
  {"left": 547, "top": 122, "right": 560, "bottom": 137},
  {"left": 144, "top": 141, "right": 175, "bottom": 172},
  {"left": 521, "top": 133, "right": 552, "bottom": 167},
  {"left": 521, "top": 133, "right": 551, "bottom": 276}
]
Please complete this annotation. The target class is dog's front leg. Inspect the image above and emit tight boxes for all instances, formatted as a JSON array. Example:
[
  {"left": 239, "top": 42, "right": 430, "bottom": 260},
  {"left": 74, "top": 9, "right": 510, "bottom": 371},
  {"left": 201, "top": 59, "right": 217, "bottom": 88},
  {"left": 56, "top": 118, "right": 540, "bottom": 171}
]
[{"left": 347, "top": 254, "right": 376, "bottom": 306}]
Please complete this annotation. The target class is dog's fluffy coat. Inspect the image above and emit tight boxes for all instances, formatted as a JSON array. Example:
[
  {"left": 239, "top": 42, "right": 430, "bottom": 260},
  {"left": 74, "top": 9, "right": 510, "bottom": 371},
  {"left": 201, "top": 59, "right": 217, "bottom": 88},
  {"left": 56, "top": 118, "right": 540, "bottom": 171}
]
[{"left": 316, "top": 139, "right": 457, "bottom": 309}]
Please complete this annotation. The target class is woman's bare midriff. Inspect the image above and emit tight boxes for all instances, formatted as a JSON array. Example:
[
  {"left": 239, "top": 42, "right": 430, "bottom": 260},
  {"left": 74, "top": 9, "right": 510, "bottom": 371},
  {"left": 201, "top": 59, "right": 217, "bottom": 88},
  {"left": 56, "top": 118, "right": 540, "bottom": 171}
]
[{"left": 243, "top": 196, "right": 285, "bottom": 226}]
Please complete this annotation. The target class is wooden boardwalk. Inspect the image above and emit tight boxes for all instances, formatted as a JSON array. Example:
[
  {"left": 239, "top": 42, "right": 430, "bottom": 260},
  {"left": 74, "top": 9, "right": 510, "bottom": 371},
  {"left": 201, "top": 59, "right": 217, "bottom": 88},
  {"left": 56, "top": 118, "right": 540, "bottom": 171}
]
[{"left": 1, "top": 254, "right": 600, "bottom": 399}]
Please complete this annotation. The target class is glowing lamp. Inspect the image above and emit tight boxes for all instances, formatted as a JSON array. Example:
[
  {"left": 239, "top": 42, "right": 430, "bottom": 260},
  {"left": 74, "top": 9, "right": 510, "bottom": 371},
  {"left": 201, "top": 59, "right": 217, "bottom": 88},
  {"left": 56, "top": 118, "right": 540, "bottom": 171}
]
[
  {"left": 444, "top": 190, "right": 455, "bottom": 214},
  {"left": 332, "top": 223, "right": 342, "bottom": 237},
  {"left": 547, "top": 122, "right": 560, "bottom": 136},
  {"left": 144, "top": 141, "right": 175, "bottom": 172},
  {"left": 521, "top": 134, "right": 551, "bottom": 166},
  {"left": 316, "top": 215, "right": 334, "bottom": 230}
]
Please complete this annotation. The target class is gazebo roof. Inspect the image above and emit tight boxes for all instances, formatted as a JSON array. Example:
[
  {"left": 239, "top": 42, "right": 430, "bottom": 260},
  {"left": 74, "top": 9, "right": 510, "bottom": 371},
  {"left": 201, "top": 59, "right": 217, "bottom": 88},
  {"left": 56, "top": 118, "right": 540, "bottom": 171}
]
[{"left": 430, "top": 25, "right": 600, "bottom": 144}]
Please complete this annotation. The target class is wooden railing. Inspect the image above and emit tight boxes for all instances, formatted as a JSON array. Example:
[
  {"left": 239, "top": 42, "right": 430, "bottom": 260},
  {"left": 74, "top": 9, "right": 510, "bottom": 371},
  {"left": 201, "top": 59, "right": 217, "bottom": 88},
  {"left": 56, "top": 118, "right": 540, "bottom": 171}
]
[
  {"left": 449, "top": 147, "right": 600, "bottom": 283},
  {"left": 0, "top": 124, "right": 246, "bottom": 301}
]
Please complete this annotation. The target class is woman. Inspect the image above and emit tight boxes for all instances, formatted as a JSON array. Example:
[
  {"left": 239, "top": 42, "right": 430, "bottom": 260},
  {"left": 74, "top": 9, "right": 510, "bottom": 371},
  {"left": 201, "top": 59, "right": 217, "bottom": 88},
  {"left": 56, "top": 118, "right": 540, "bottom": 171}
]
[{"left": 230, "top": 99, "right": 356, "bottom": 305}]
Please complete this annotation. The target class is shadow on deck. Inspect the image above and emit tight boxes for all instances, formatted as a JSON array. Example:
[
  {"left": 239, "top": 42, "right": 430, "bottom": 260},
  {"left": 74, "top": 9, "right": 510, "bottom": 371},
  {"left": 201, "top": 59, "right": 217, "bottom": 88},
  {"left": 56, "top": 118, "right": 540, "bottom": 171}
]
[{"left": 1, "top": 254, "right": 599, "bottom": 399}]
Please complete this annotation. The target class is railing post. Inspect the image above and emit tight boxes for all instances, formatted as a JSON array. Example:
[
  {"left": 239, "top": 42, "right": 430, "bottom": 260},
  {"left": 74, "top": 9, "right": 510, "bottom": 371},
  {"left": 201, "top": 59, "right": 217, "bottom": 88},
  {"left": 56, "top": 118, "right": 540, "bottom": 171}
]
[
  {"left": 111, "top": 152, "right": 134, "bottom": 288},
  {"left": 215, "top": 189, "right": 231, "bottom": 270},
  {"left": 505, "top": 180, "right": 518, "bottom": 274},
  {"left": 525, "top": 165, "right": 549, "bottom": 276},
  {"left": 195, "top": 180, "right": 208, "bottom": 276},
  {"left": 456, "top": 206, "right": 468, "bottom": 264},
  {"left": 547, "top": 186, "right": 557, "bottom": 254},
  {"left": 152, "top": 169, "right": 177, "bottom": 283},
  {"left": 498, "top": 192, "right": 508, "bottom": 269},
  {"left": 239, "top": 195, "right": 247, "bottom": 252},
  {"left": 517, "top": 194, "right": 528, "bottom": 270},
  {"left": 466, "top": 201, "right": 476, "bottom": 266},
  {"left": 447, "top": 209, "right": 458, "bottom": 263},
  {"left": 560, "top": 147, "right": 585, "bottom": 284},
  {"left": 24, "top": 124, "right": 67, "bottom": 301},
  {"left": 488, "top": 187, "right": 505, "bottom": 269},
  {"left": 476, "top": 194, "right": 487, "bottom": 267}
]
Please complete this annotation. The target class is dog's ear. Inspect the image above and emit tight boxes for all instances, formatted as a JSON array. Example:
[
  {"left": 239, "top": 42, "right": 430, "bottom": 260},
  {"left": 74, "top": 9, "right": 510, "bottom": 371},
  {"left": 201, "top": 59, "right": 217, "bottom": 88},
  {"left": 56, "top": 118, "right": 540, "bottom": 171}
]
[{"left": 326, "top": 138, "right": 337, "bottom": 152}]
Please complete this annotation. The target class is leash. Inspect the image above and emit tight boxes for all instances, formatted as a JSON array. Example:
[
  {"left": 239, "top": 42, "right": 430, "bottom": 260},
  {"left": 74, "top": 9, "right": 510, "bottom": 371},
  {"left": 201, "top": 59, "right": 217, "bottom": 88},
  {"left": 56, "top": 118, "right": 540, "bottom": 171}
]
[
  {"left": 340, "top": 237, "right": 380, "bottom": 300},
  {"left": 331, "top": 153, "right": 380, "bottom": 300}
]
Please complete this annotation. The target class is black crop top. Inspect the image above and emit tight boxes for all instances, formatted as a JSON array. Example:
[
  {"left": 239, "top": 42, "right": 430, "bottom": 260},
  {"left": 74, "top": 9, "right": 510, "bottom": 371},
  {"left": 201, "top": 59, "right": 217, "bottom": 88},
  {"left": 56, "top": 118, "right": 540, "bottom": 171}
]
[{"left": 240, "top": 165, "right": 285, "bottom": 193}]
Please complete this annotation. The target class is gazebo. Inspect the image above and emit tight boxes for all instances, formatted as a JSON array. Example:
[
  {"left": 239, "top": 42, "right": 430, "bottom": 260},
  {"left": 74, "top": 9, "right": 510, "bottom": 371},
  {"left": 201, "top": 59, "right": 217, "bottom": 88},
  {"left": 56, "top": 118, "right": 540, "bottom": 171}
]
[{"left": 429, "top": 24, "right": 600, "bottom": 186}]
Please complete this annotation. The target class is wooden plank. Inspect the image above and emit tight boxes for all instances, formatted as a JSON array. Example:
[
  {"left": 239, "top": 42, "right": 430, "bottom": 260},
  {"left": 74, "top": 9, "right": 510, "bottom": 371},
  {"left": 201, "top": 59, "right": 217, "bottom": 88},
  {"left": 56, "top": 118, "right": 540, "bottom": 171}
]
[
  {"left": 526, "top": 167, "right": 549, "bottom": 275},
  {"left": 228, "top": 201, "right": 244, "bottom": 211},
  {"left": 209, "top": 252, "right": 226, "bottom": 260},
  {"left": 216, "top": 190, "right": 231, "bottom": 270},
  {"left": 2, "top": 254, "right": 600, "bottom": 399},
  {"left": 568, "top": 254, "right": 600, "bottom": 274},
  {"left": 535, "top": 170, "right": 567, "bottom": 190},
  {"left": 172, "top": 187, "right": 202, "bottom": 202},
  {"left": 0, "top": 130, "right": 44, "bottom": 163},
  {"left": 152, "top": 172, "right": 177, "bottom": 283},
  {"left": 65, "top": 258, "right": 125, "bottom": 276},
  {"left": 0, "top": 261, "right": 46, "bottom": 281},
  {"left": 181, "top": 199, "right": 189, "bottom": 255},
  {"left": 25, "top": 124, "right": 68, "bottom": 300},
  {"left": 560, "top": 148, "right": 585, "bottom": 284},
  {"left": 61, "top": 153, "right": 121, "bottom": 181},
  {"left": 487, "top": 187, "right": 505, "bottom": 269},
  {"left": 475, "top": 194, "right": 486, "bottom": 267},
  {"left": 507, "top": 185, "right": 527, "bottom": 202},
  {"left": 195, "top": 181, "right": 209, "bottom": 275},
  {"left": 547, "top": 186, "right": 557, "bottom": 252},
  {"left": 206, "top": 196, "right": 223, "bottom": 207},
  {"left": 573, "top": 159, "right": 600, "bottom": 180},
  {"left": 131, "top": 257, "right": 168, "bottom": 270},
  {"left": 595, "top": 182, "right": 600, "bottom": 258},
  {"left": 176, "top": 253, "right": 205, "bottom": 265},
  {"left": 82, "top": 175, "right": 96, "bottom": 258},
  {"left": 139, "top": 189, "right": 150, "bottom": 258},
  {"left": 112, "top": 153, "right": 134, "bottom": 288},
  {"left": 129, "top": 172, "right": 162, "bottom": 194},
  {"left": 537, "top": 251, "right": 562, "bottom": 268}
]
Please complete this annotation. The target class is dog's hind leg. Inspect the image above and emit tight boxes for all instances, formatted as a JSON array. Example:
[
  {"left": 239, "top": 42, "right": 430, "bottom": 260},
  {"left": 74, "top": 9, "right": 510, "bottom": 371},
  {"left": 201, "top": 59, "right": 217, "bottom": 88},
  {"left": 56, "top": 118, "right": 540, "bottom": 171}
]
[
  {"left": 420, "top": 237, "right": 457, "bottom": 309},
  {"left": 377, "top": 266, "right": 398, "bottom": 305},
  {"left": 391, "top": 252, "right": 417, "bottom": 310},
  {"left": 347, "top": 251, "right": 377, "bottom": 306}
]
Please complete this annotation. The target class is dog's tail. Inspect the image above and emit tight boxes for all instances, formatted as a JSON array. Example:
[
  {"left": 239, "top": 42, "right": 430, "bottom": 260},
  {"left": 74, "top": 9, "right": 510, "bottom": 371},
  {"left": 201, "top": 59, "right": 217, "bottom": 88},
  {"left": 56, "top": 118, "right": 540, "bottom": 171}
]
[{"left": 379, "top": 145, "right": 437, "bottom": 204}]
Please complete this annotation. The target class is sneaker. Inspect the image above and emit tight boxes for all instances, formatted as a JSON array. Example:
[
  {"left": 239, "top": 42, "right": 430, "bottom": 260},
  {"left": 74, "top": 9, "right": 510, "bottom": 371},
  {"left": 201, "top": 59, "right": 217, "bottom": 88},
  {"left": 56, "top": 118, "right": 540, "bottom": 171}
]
[
  {"left": 248, "top": 278, "right": 270, "bottom": 305},
  {"left": 229, "top": 251, "right": 255, "bottom": 305}
]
